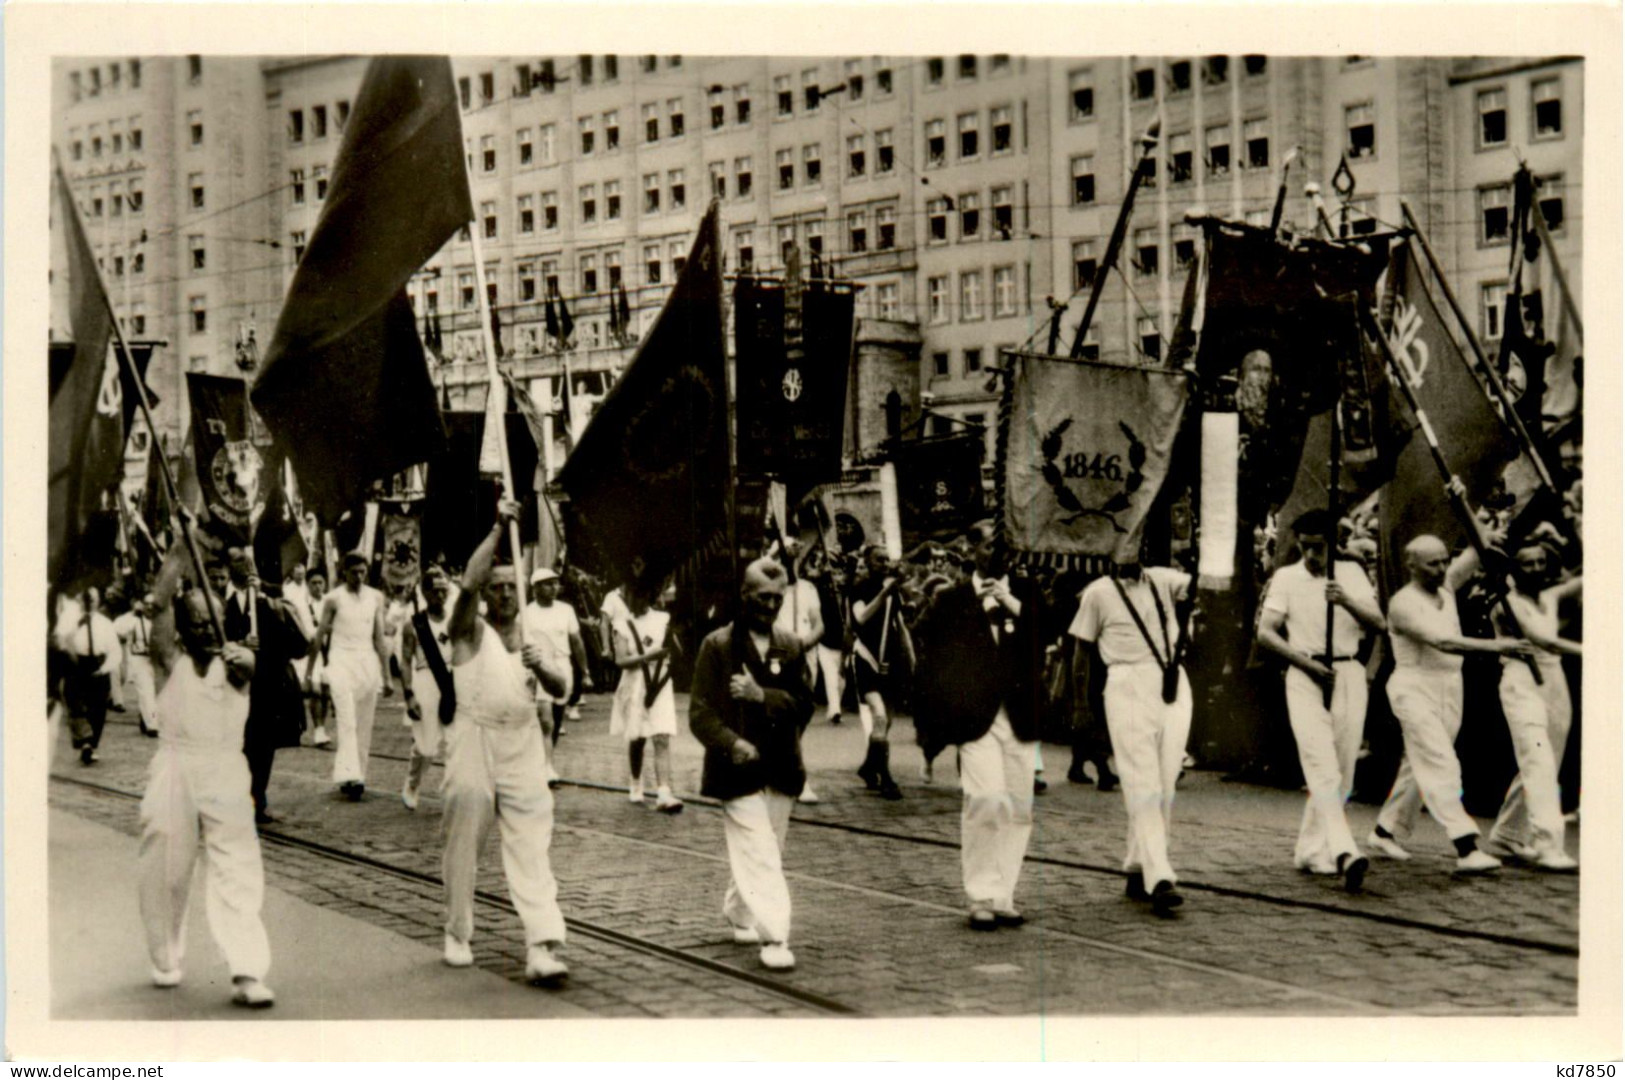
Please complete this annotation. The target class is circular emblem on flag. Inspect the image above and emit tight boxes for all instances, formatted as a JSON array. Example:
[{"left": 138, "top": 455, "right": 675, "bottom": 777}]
[
  {"left": 623, "top": 366, "right": 719, "bottom": 482},
  {"left": 209, "top": 440, "right": 264, "bottom": 515},
  {"left": 781, "top": 367, "right": 804, "bottom": 402}
]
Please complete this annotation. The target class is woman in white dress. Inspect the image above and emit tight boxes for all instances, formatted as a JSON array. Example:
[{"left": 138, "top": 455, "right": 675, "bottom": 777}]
[{"left": 610, "top": 580, "right": 682, "bottom": 812}]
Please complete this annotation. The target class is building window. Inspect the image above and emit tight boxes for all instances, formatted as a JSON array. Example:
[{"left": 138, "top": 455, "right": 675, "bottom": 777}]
[
  {"left": 1345, "top": 102, "right": 1375, "bottom": 159},
  {"left": 710, "top": 161, "right": 727, "bottom": 201},
  {"left": 579, "top": 117, "right": 595, "bottom": 155},
  {"left": 578, "top": 56, "right": 594, "bottom": 85},
  {"left": 958, "top": 54, "right": 977, "bottom": 80},
  {"left": 314, "top": 166, "right": 328, "bottom": 201},
  {"left": 1538, "top": 175, "right": 1565, "bottom": 231},
  {"left": 1133, "top": 66, "right": 1156, "bottom": 100},
  {"left": 307, "top": 104, "right": 326, "bottom": 141},
  {"left": 127, "top": 180, "right": 143, "bottom": 213},
  {"left": 964, "top": 347, "right": 983, "bottom": 373},
  {"left": 991, "top": 187, "right": 1013, "bottom": 238},
  {"left": 1173, "top": 223, "right": 1197, "bottom": 269},
  {"left": 543, "top": 192, "right": 559, "bottom": 230},
  {"left": 131, "top": 303, "right": 146, "bottom": 335},
  {"left": 645, "top": 244, "right": 662, "bottom": 285},
  {"left": 848, "top": 210, "right": 868, "bottom": 253},
  {"left": 188, "top": 109, "right": 204, "bottom": 146},
  {"left": 129, "top": 58, "right": 142, "bottom": 88},
  {"left": 581, "top": 183, "right": 598, "bottom": 224},
  {"left": 1532, "top": 77, "right": 1563, "bottom": 138},
  {"left": 539, "top": 60, "right": 557, "bottom": 92},
  {"left": 845, "top": 59, "right": 865, "bottom": 101},
  {"left": 960, "top": 192, "right": 981, "bottom": 239},
  {"left": 481, "top": 134, "right": 497, "bottom": 172},
  {"left": 928, "top": 198, "right": 950, "bottom": 243},
  {"left": 735, "top": 85, "right": 752, "bottom": 125},
  {"left": 190, "top": 296, "right": 207, "bottom": 333},
  {"left": 518, "top": 128, "right": 533, "bottom": 165},
  {"left": 1245, "top": 119, "right": 1270, "bottom": 169},
  {"left": 519, "top": 263, "right": 537, "bottom": 301},
  {"left": 130, "top": 125, "right": 143, "bottom": 151},
  {"left": 72, "top": 138, "right": 83, "bottom": 161},
  {"left": 188, "top": 55, "right": 203, "bottom": 83},
  {"left": 876, "top": 129, "right": 895, "bottom": 174},
  {"left": 876, "top": 59, "right": 894, "bottom": 95},
  {"left": 336, "top": 100, "right": 350, "bottom": 130},
  {"left": 519, "top": 194, "right": 535, "bottom": 233},
  {"left": 132, "top": 251, "right": 145, "bottom": 274},
  {"left": 668, "top": 97, "right": 685, "bottom": 138},
  {"left": 184, "top": 235, "right": 203, "bottom": 271},
  {"left": 1243, "top": 55, "right": 1267, "bottom": 77},
  {"left": 478, "top": 71, "right": 494, "bottom": 103},
  {"left": 805, "top": 219, "right": 824, "bottom": 258},
  {"left": 926, "top": 119, "right": 946, "bottom": 167},
  {"left": 515, "top": 64, "right": 532, "bottom": 97},
  {"left": 777, "top": 148, "right": 794, "bottom": 191},
  {"left": 581, "top": 255, "right": 598, "bottom": 294},
  {"left": 1168, "top": 60, "right": 1192, "bottom": 94},
  {"left": 189, "top": 174, "right": 205, "bottom": 210},
  {"left": 1069, "top": 69, "right": 1094, "bottom": 121},
  {"left": 1169, "top": 131, "right": 1193, "bottom": 183},
  {"left": 735, "top": 229, "right": 755, "bottom": 271},
  {"left": 1134, "top": 227, "right": 1159, "bottom": 276},
  {"left": 803, "top": 145, "right": 821, "bottom": 185},
  {"left": 642, "top": 102, "right": 661, "bottom": 143},
  {"left": 848, "top": 134, "right": 866, "bottom": 177},
  {"left": 1071, "top": 156, "right": 1095, "bottom": 205},
  {"left": 958, "top": 113, "right": 980, "bottom": 159},
  {"left": 604, "top": 55, "right": 619, "bottom": 82},
  {"left": 928, "top": 276, "right": 949, "bottom": 323},
  {"left": 640, "top": 56, "right": 657, "bottom": 74},
  {"left": 644, "top": 173, "right": 661, "bottom": 213},
  {"left": 993, "top": 266, "right": 1017, "bottom": 316},
  {"left": 1203, "top": 55, "right": 1229, "bottom": 85},
  {"left": 710, "top": 87, "right": 725, "bottom": 129},
  {"left": 777, "top": 223, "right": 796, "bottom": 263},
  {"left": 1479, "top": 185, "right": 1511, "bottom": 243},
  {"left": 457, "top": 272, "right": 475, "bottom": 308},
  {"left": 288, "top": 109, "right": 304, "bottom": 143},
  {"left": 605, "top": 179, "right": 621, "bottom": 220},
  {"left": 736, "top": 156, "right": 754, "bottom": 198},
  {"left": 669, "top": 169, "right": 686, "bottom": 209},
  {"left": 598, "top": 110, "right": 618, "bottom": 152},
  {"left": 933, "top": 351, "right": 951, "bottom": 377},
  {"left": 606, "top": 251, "right": 623, "bottom": 290},
  {"left": 802, "top": 68, "right": 821, "bottom": 112},
  {"left": 1348, "top": 197, "right": 1378, "bottom": 236},
  {"left": 1206, "top": 124, "right": 1231, "bottom": 176},
  {"left": 991, "top": 106, "right": 1014, "bottom": 154},
  {"left": 290, "top": 169, "right": 306, "bottom": 205},
  {"left": 482, "top": 201, "right": 498, "bottom": 239},
  {"left": 1073, "top": 240, "right": 1099, "bottom": 290},
  {"left": 1481, "top": 282, "right": 1507, "bottom": 340},
  {"left": 877, "top": 206, "right": 897, "bottom": 250},
  {"left": 960, "top": 271, "right": 984, "bottom": 321},
  {"left": 1138, "top": 316, "right": 1161, "bottom": 360},
  {"left": 877, "top": 282, "right": 899, "bottom": 319},
  {"left": 775, "top": 74, "right": 793, "bottom": 116},
  {"left": 457, "top": 77, "right": 471, "bottom": 110},
  {"left": 1478, "top": 88, "right": 1508, "bottom": 148},
  {"left": 927, "top": 58, "right": 945, "bottom": 86}
]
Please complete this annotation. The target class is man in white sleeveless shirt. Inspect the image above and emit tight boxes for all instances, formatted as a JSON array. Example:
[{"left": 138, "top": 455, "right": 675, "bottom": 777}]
[
  {"left": 400, "top": 565, "right": 457, "bottom": 810},
  {"left": 442, "top": 499, "right": 573, "bottom": 985},
  {"left": 137, "top": 561, "right": 275, "bottom": 1008},
  {"left": 1368, "top": 531, "right": 1534, "bottom": 873},
  {"left": 313, "top": 553, "right": 389, "bottom": 800}
]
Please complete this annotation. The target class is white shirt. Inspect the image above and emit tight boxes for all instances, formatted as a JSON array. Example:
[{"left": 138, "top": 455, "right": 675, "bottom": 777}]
[
  {"left": 61, "top": 610, "right": 122, "bottom": 676},
  {"left": 523, "top": 600, "right": 581, "bottom": 703},
  {"left": 1260, "top": 559, "right": 1376, "bottom": 659},
  {"left": 1389, "top": 550, "right": 1477, "bottom": 674},
  {"left": 112, "top": 611, "right": 153, "bottom": 658},
  {"left": 772, "top": 579, "right": 821, "bottom": 642},
  {"left": 1071, "top": 567, "right": 1190, "bottom": 667},
  {"left": 327, "top": 585, "right": 382, "bottom": 653},
  {"left": 159, "top": 655, "right": 249, "bottom": 750}
]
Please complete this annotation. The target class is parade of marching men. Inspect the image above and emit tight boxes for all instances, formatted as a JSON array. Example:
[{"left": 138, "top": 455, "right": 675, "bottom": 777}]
[{"left": 37, "top": 41, "right": 1605, "bottom": 1044}]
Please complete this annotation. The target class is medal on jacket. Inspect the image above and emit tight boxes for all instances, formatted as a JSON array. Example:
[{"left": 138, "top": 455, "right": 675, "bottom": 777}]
[
  {"left": 1002, "top": 618, "right": 1016, "bottom": 637},
  {"left": 767, "top": 646, "right": 785, "bottom": 678}
]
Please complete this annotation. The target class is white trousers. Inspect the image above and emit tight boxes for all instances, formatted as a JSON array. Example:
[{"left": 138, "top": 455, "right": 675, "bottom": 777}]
[
  {"left": 138, "top": 745, "right": 271, "bottom": 980},
  {"left": 1376, "top": 669, "right": 1476, "bottom": 841},
  {"left": 959, "top": 711, "right": 1036, "bottom": 910},
  {"left": 815, "top": 644, "right": 844, "bottom": 720},
  {"left": 1285, "top": 663, "right": 1367, "bottom": 868},
  {"left": 1103, "top": 663, "right": 1192, "bottom": 889},
  {"left": 1489, "top": 662, "right": 1572, "bottom": 856},
  {"left": 405, "top": 675, "right": 446, "bottom": 795},
  {"left": 722, "top": 790, "right": 794, "bottom": 945},
  {"left": 125, "top": 656, "right": 158, "bottom": 729},
  {"left": 328, "top": 650, "right": 381, "bottom": 786},
  {"left": 441, "top": 718, "right": 566, "bottom": 947}
]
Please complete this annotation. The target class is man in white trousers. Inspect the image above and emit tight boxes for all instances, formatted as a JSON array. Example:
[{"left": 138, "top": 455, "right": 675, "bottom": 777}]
[
  {"left": 313, "top": 553, "right": 388, "bottom": 800},
  {"left": 113, "top": 593, "right": 160, "bottom": 738},
  {"left": 138, "top": 561, "right": 275, "bottom": 1008},
  {"left": 1257, "top": 509, "right": 1385, "bottom": 892},
  {"left": 400, "top": 565, "right": 457, "bottom": 810},
  {"left": 688, "top": 558, "right": 815, "bottom": 971},
  {"left": 1483, "top": 538, "right": 1582, "bottom": 871},
  {"left": 1366, "top": 530, "right": 1533, "bottom": 872},
  {"left": 1072, "top": 554, "right": 1192, "bottom": 916},
  {"left": 442, "top": 499, "right": 572, "bottom": 985}
]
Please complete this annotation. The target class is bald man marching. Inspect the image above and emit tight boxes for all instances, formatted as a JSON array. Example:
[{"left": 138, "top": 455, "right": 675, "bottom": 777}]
[{"left": 1368, "top": 527, "right": 1534, "bottom": 873}]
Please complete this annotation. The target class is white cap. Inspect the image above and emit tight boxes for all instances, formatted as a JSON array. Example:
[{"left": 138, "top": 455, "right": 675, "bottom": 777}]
[{"left": 530, "top": 567, "right": 560, "bottom": 585}]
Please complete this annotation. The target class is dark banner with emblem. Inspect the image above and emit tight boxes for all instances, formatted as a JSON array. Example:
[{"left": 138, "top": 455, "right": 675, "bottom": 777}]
[
  {"left": 892, "top": 432, "right": 985, "bottom": 547},
  {"left": 187, "top": 373, "right": 267, "bottom": 549},
  {"left": 733, "top": 273, "right": 855, "bottom": 486}
]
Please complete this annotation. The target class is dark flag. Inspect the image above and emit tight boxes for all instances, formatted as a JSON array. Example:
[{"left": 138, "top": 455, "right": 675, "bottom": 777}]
[
  {"left": 252, "top": 56, "right": 473, "bottom": 525},
  {"left": 502, "top": 371, "right": 551, "bottom": 492},
  {"left": 420, "top": 410, "right": 541, "bottom": 567},
  {"left": 490, "top": 303, "right": 505, "bottom": 359},
  {"left": 252, "top": 447, "right": 309, "bottom": 582},
  {"left": 188, "top": 373, "right": 268, "bottom": 548},
  {"left": 607, "top": 289, "right": 623, "bottom": 344},
  {"left": 544, "top": 293, "right": 562, "bottom": 346},
  {"left": 556, "top": 203, "right": 728, "bottom": 593},
  {"left": 733, "top": 277, "right": 855, "bottom": 487},
  {"left": 616, "top": 281, "right": 633, "bottom": 344},
  {"left": 557, "top": 292, "right": 575, "bottom": 345},
  {"left": 1500, "top": 168, "right": 1579, "bottom": 466},
  {"left": 48, "top": 156, "right": 122, "bottom": 587},
  {"left": 892, "top": 431, "right": 985, "bottom": 547}
]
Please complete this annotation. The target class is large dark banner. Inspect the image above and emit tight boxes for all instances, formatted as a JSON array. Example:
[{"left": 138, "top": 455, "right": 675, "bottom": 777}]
[
  {"left": 734, "top": 278, "right": 855, "bottom": 486},
  {"left": 420, "top": 411, "right": 540, "bottom": 569},
  {"left": 893, "top": 432, "right": 985, "bottom": 547},
  {"left": 187, "top": 373, "right": 266, "bottom": 548}
]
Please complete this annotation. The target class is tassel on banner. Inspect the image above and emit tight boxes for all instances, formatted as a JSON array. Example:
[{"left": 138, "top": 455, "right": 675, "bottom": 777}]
[{"left": 1198, "top": 412, "right": 1240, "bottom": 589}]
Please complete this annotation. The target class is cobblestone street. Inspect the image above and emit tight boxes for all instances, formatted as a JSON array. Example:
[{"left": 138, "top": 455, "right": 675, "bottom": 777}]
[{"left": 47, "top": 687, "right": 1581, "bottom": 1020}]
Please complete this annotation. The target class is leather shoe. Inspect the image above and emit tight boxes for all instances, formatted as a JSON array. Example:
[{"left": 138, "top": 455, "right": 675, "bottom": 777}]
[
  {"left": 1125, "top": 874, "right": 1150, "bottom": 902},
  {"left": 1150, "top": 880, "right": 1184, "bottom": 916},
  {"left": 968, "top": 908, "right": 999, "bottom": 931},
  {"left": 993, "top": 909, "right": 1026, "bottom": 928}
]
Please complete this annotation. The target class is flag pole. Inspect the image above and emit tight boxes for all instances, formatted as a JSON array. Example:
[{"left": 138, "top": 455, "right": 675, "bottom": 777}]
[
  {"left": 1399, "top": 200, "right": 1559, "bottom": 495},
  {"left": 1322, "top": 401, "right": 1341, "bottom": 709},
  {"left": 1361, "top": 306, "right": 1543, "bottom": 685},
  {"left": 1513, "top": 164, "right": 1584, "bottom": 339},
  {"left": 1070, "top": 119, "right": 1160, "bottom": 358},
  {"left": 467, "top": 225, "right": 529, "bottom": 621}
]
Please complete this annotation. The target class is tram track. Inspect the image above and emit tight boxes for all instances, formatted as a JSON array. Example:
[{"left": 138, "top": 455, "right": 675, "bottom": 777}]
[{"left": 49, "top": 771, "right": 863, "bottom": 1017}]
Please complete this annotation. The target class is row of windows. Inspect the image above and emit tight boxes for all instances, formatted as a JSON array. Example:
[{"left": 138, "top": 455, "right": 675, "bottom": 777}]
[
  {"left": 457, "top": 56, "right": 684, "bottom": 108},
  {"left": 67, "top": 56, "right": 202, "bottom": 102},
  {"left": 74, "top": 177, "right": 144, "bottom": 218},
  {"left": 1476, "top": 78, "right": 1567, "bottom": 148},
  {"left": 925, "top": 266, "right": 1025, "bottom": 324},
  {"left": 67, "top": 118, "right": 144, "bottom": 162},
  {"left": 925, "top": 186, "right": 1017, "bottom": 243},
  {"left": 287, "top": 101, "right": 352, "bottom": 144},
  {"left": 1479, "top": 175, "right": 1565, "bottom": 243},
  {"left": 922, "top": 107, "right": 1019, "bottom": 167},
  {"left": 1064, "top": 56, "right": 1266, "bottom": 123},
  {"left": 923, "top": 54, "right": 1014, "bottom": 86}
]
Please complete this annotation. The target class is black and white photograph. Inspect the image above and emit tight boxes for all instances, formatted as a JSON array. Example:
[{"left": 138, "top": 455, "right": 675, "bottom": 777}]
[{"left": 10, "top": 2, "right": 1621, "bottom": 1066}]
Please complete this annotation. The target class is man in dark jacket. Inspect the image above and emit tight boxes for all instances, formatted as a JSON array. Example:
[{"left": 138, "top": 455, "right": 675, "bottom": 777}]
[
  {"left": 912, "top": 527, "right": 1047, "bottom": 930},
  {"left": 688, "top": 557, "right": 814, "bottom": 971},
  {"left": 219, "top": 549, "right": 309, "bottom": 826}
]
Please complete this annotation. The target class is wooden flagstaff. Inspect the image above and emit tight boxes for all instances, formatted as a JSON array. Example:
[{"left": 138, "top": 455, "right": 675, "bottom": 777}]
[
  {"left": 1069, "top": 119, "right": 1161, "bottom": 358},
  {"left": 1322, "top": 401, "right": 1342, "bottom": 709}
]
